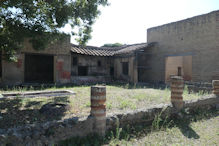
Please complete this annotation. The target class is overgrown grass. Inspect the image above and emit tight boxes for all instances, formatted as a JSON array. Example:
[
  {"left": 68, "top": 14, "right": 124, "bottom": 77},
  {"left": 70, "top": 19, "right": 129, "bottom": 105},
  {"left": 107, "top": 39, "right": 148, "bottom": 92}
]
[
  {"left": 0, "top": 84, "right": 210, "bottom": 129},
  {"left": 60, "top": 108, "right": 219, "bottom": 146}
]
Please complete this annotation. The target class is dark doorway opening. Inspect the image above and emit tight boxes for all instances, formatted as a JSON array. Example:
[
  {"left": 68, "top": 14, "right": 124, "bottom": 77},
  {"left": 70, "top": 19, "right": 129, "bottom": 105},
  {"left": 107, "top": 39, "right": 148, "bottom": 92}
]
[
  {"left": 72, "top": 57, "right": 78, "bottom": 66},
  {"left": 78, "top": 66, "right": 88, "bottom": 76},
  {"left": 110, "top": 67, "right": 114, "bottom": 76},
  {"left": 178, "top": 67, "right": 182, "bottom": 76},
  {"left": 122, "top": 62, "right": 129, "bottom": 75},
  {"left": 25, "top": 54, "right": 54, "bottom": 83}
]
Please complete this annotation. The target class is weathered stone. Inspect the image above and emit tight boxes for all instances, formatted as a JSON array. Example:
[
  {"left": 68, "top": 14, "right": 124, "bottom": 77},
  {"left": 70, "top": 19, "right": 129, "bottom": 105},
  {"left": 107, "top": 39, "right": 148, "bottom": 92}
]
[{"left": 39, "top": 103, "right": 71, "bottom": 116}]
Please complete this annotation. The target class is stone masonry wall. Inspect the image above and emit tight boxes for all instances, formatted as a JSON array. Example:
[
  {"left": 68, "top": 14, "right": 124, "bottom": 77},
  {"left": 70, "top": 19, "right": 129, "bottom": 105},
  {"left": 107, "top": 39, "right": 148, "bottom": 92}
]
[
  {"left": 145, "top": 10, "right": 219, "bottom": 82},
  {"left": 21, "top": 35, "right": 71, "bottom": 55}
]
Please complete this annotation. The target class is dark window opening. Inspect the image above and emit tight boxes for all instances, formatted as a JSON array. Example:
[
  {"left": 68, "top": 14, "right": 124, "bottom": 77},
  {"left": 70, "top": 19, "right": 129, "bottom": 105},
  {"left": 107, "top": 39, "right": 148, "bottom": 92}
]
[
  {"left": 122, "top": 62, "right": 129, "bottom": 75},
  {"left": 78, "top": 66, "right": 88, "bottom": 76},
  {"left": 110, "top": 67, "right": 114, "bottom": 76},
  {"left": 178, "top": 67, "right": 182, "bottom": 76},
  {"left": 72, "top": 57, "right": 78, "bottom": 66},
  {"left": 97, "top": 60, "right": 101, "bottom": 67},
  {"left": 0, "top": 51, "right": 2, "bottom": 78}
]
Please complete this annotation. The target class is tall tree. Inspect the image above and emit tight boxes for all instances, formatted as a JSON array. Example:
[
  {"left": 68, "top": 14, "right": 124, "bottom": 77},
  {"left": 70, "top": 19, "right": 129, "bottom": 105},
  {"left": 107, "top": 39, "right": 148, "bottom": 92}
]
[{"left": 0, "top": 0, "right": 108, "bottom": 60}]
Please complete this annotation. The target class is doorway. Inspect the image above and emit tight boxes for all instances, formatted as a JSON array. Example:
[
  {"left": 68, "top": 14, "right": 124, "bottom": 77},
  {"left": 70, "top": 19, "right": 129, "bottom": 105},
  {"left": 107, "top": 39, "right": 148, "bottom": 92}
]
[
  {"left": 165, "top": 55, "right": 192, "bottom": 83},
  {"left": 25, "top": 54, "right": 54, "bottom": 83}
]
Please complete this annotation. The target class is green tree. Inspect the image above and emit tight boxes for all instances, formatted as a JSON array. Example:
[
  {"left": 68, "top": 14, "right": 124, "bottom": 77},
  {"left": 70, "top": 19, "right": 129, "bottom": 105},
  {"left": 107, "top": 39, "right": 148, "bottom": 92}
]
[
  {"left": 102, "top": 43, "right": 123, "bottom": 47},
  {"left": 0, "top": 0, "right": 108, "bottom": 60}
]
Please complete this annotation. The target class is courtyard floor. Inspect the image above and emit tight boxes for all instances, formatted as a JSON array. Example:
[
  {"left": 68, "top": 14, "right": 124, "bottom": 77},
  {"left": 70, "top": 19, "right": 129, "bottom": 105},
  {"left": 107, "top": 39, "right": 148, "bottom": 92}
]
[{"left": 0, "top": 84, "right": 209, "bottom": 129}]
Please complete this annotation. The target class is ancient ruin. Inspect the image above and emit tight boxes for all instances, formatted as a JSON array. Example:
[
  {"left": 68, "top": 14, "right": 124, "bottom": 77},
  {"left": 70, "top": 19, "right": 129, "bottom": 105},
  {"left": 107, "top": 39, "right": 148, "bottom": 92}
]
[{"left": 0, "top": 10, "right": 218, "bottom": 86}]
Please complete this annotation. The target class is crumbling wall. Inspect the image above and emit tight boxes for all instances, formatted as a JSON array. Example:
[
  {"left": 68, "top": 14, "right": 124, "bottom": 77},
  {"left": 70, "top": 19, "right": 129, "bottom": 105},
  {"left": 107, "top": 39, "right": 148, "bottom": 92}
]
[{"left": 146, "top": 10, "right": 219, "bottom": 82}]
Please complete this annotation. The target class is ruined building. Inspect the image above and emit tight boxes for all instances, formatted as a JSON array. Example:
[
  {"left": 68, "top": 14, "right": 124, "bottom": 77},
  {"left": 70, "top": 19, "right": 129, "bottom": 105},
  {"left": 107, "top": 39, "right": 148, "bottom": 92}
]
[
  {"left": 0, "top": 10, "right": 218, "bottom": 85},
  {"left": 139, "top": 10, "right": 219, "bottom": 83}
]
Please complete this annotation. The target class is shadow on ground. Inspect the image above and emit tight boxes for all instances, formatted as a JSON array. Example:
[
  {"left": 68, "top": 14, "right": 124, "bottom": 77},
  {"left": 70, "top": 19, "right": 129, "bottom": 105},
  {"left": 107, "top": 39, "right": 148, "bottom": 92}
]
[{"left": 0, "top": 96, "right": 72, "bottom": 129}]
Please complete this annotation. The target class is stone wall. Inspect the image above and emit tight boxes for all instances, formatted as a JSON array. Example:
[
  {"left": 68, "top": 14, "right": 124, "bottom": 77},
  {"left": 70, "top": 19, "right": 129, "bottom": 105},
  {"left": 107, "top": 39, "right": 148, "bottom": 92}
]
[
  {"left": 144, "top": 10, "right": 219, "bottom": 82},
  {"left": 185, "top": 81, "right": 212, "bottom": 94},
  {"left": 21, "top": 35, "right": 71, "bottom": 55},
  {"left": 114, "top": 56, "right": 138, "bottom": 83}
]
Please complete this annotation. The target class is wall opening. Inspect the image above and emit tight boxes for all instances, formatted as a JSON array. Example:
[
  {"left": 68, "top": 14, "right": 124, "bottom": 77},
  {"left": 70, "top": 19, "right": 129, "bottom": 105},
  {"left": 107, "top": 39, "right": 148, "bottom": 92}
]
[
  {"left": 165, "top": 55, "right": 192, "bottom": 83},
  {"left": 110, "top": 67, "right": 114, "bottom": 76},
  {"left": 78, "top": 66, "right": 88, "bottom": 76},
  {"left": 97, "top": 60, "right": 101, "bottom": 67},
  {"left": 178, "top": 67, "right": 182, "bottom": 76},
  {"left": 122, "top": 62, "right": 129, "bottom": 75},
  {"left": 72, "top": 57, "right": 78, "bottom": 66},
  {"left": 25, "top": 54, "right": 54, "bottom": 83}
]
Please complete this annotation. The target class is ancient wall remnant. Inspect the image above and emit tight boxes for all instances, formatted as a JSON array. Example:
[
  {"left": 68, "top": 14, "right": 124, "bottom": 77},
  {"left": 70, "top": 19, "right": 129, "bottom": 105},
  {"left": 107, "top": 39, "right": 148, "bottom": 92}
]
[{"left": 145, "top": 10, "right": 219, "bottom": 83}]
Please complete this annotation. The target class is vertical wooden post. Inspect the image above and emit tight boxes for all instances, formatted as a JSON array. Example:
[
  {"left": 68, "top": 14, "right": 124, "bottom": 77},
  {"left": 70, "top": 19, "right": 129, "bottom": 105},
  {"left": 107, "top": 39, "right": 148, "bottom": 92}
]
[
  {"left": 171, "top": 76, "right": 184, "bottom": 110},
  {"left": 212, "top": 80, "right": 219, "bottom": 96},
  {"left": 90, "top": 86, "right": 106, "bottom": 136}
]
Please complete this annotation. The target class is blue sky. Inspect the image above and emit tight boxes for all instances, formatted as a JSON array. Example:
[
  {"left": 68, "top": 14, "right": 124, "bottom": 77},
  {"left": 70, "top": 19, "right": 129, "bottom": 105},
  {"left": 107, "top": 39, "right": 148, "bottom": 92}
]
[{"left": 62, "top": 0, "right": 219, "bottom": 46}]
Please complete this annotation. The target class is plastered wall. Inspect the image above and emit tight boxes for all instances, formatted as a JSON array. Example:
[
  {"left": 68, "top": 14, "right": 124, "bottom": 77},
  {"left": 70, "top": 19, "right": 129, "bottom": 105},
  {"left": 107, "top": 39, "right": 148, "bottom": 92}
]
[
  {"left": 71, "top": 54, "right": 113, "bottom": 77},
  {"left": 1, "top": 36, "right": 72, "bottom": 85}
]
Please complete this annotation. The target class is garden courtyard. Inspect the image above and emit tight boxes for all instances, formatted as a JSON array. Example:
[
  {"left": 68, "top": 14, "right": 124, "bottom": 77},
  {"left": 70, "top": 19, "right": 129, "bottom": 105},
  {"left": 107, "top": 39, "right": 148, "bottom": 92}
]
[{"left": 0, "top": 84, "right": 209, "bottom": 129}]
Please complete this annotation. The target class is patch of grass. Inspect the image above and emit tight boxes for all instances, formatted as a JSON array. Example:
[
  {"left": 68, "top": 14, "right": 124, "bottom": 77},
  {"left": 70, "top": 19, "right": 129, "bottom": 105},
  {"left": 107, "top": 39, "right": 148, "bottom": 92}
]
[
  {"left": 119, "top": 99, "right": 136, "bottom": 110},
  {"left": 106, "top": 102, "right": 113, "bottom": 109},
  {"left": 151, "top": 109, "right": 173, "bottom": 131},
  {"left": 133, "top": 93, "right": 146, "bottom": 101},
  {"left": 60, "top": 109, "right": 218, "bottom": 146}
]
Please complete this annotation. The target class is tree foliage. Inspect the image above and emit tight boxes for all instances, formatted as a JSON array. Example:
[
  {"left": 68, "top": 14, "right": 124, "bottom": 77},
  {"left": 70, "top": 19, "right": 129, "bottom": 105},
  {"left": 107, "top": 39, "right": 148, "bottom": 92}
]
[
  {"left": 0, "top": 0, "right": 108, "bottom": 60},
  {"left": 102, "top": 43, "right": 123, "bottom": 47}
]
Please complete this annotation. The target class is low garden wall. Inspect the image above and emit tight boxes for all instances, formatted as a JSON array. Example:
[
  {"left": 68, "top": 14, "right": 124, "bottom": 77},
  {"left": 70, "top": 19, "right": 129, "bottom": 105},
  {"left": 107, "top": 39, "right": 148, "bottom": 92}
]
[
  {"left": 0, "top": 77, "right": 219, "bottom": 146},
  {"left": 185, "top": 81, "right": 212, "bottom": 94}
]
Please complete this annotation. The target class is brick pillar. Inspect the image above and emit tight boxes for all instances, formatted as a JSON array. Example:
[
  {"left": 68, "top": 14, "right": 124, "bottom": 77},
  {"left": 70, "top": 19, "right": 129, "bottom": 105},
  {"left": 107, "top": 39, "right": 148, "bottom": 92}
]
[
  {"left": 171, "top": 76, "right": 184, "bottom": 110},
  {"left": 90, "top": 86, "right": 106, "bottom": 136},
  {"left": 212, "top": 80, "right": 219, "bottom": 96}
]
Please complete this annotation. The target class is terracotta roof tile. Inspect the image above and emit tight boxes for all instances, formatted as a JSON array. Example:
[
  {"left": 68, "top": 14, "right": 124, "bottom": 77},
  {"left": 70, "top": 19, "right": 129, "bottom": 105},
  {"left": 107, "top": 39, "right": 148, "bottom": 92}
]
[{"left": 71, "top": 43, "right": 149, "bottom": 57}]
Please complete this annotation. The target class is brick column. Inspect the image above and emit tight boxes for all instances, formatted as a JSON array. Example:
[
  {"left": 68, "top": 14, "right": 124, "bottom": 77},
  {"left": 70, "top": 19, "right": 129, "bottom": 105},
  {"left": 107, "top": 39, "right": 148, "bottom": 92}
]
[
  {"left": 171, "top": 76, "right": 184, "bottom": 110},
  {"left": 212, "top": 80, "right": 219, "bottom": 96},
  {"left": 90, "top": 86, "right": 106, "bottom": 136}
]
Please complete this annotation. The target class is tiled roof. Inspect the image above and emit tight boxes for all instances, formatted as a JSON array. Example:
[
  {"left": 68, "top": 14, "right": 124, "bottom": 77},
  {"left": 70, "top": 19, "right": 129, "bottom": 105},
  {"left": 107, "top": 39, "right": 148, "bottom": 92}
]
[
  {"left": 71, "top": 45, "right": 115, "bottom": 56},
  {"left": 71, "top": 43, "right": 148, "bottom": 57},
  {"left": 114, "top": 43, "right": 148, "bottom": 55}
]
